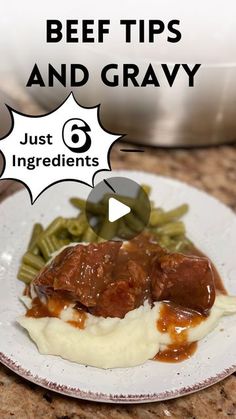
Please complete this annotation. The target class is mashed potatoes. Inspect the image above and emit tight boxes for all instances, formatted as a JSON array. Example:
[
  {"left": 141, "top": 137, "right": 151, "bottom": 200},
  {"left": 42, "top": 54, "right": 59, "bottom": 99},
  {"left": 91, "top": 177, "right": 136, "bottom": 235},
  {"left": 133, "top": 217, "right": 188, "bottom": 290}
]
[{"left": 18, "top": 295, "right": 236, "bottom": 369}]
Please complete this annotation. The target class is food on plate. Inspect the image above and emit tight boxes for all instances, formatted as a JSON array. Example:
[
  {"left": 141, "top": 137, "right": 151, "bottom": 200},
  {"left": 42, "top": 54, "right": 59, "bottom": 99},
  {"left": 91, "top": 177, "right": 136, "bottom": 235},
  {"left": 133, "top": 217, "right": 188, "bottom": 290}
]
[
  {"left": 19, "top": 294, "right": 236, "bottom": 369},
  {"left": 30, "top": 236, "right": 215, "bottom": 318},
  {"left": 17, "top": 185, "right": 190, "bottom": 284},
  {"left": 18, "top": 184, "right": 236, "bottom": 369}
]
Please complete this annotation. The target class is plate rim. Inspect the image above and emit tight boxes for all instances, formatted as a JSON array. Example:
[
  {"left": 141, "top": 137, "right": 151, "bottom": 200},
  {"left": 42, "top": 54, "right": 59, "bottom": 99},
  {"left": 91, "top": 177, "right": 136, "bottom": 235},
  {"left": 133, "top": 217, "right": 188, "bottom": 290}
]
[{"left": 0, "top": 350, "right": 235, "bottom": 403}]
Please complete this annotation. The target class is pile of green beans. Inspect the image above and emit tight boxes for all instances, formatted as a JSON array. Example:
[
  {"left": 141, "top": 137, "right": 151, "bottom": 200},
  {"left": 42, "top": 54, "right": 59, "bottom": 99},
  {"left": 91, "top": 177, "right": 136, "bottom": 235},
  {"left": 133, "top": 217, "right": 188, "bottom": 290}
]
[{"left": 17, "top": 184, "right": 191, "bottom": 284}]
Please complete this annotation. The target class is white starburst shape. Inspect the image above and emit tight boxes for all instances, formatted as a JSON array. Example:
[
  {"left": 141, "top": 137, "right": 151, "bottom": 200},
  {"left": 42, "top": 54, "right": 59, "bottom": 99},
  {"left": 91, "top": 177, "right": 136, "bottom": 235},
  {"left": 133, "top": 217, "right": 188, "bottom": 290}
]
[{"left": 0, "top": 94, "right": 122, "bottom": 203}]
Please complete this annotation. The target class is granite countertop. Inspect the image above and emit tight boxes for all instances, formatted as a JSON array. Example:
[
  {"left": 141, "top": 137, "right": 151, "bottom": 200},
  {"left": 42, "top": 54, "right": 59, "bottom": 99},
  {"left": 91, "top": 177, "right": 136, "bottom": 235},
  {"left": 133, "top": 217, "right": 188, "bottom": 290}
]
[{"left": 0, "top": 83, "right": 236, "bottom": 418}]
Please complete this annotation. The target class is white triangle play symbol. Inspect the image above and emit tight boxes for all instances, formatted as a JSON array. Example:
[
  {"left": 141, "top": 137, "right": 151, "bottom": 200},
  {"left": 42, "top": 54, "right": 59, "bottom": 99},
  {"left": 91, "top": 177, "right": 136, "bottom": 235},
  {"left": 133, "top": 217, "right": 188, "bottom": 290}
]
[{"left": 108, "top": 197, "right": 131, "bottom": 222}]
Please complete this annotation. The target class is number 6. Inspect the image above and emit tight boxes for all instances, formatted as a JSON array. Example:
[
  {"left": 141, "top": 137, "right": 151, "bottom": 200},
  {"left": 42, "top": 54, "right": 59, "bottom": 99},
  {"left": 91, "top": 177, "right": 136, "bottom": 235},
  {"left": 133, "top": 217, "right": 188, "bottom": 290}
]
[{"left": 62, "top": 118, "right": 91, "bottom": 153}]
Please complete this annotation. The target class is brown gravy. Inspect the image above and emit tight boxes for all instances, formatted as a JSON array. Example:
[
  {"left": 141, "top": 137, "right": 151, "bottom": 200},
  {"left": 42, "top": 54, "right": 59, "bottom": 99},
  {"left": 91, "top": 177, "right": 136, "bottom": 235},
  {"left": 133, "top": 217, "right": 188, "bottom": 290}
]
[
  {"left": 187, "top": 246, "right": 226, "bottom": 294},
  {"left": 67, "top": 316, "right": 86, "bottom": 329},
  {"left": 157, "top": 302, "right": 204, "bottom": 343},
  {"left": 26, "top": 295, "right": 87, "bottom": 329},
  {"left": 154, "top": 302, "right": 204, "bottom": 362},
  {"left": 153, "top": 245, "right": 225, "bottom": 362},
  {"left": 154, "top": 342, "right": 197, "bottom": 363}
]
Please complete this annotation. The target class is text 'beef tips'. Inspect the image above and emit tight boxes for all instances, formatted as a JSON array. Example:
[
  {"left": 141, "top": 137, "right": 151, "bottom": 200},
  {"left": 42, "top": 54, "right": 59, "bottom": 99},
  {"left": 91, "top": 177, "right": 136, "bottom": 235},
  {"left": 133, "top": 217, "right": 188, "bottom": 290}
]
[{"left": 32, "top": 236, "right": 216, "bottom": 318}]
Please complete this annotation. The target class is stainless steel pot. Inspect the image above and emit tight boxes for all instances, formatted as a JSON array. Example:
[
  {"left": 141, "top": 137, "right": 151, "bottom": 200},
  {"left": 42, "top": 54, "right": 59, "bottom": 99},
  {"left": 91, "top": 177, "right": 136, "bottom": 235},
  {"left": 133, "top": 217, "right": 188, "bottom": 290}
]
[
  {"left": 1, "top": 0, "right": 236, "bottom": 147},
  {"left": 27, "top": 63, "right": 236, "bottom": 147}
]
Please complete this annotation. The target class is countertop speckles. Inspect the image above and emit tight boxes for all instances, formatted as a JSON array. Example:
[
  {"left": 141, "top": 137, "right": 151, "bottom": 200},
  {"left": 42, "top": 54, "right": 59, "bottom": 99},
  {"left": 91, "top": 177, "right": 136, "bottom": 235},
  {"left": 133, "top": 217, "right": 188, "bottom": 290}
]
[
  {"left": 0, "top": 363, "right": 236, "bottom": 418},
  {"left": 111, "top": 144, "right": 236, "bottom": 211},
  {"left": 0, "top": 84, "right": 236, "bottom": 418}
]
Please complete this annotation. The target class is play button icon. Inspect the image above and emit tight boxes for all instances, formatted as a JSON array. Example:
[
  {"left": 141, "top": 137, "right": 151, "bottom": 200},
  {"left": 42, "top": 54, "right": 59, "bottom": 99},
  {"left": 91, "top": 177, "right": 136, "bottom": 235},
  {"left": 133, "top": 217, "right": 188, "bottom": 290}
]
[
  {"left": 85, "top": 176, "right": 151, "bottom": 241},
  {"left": 108, "top": 197, "right": 131, "bottom": 222}
]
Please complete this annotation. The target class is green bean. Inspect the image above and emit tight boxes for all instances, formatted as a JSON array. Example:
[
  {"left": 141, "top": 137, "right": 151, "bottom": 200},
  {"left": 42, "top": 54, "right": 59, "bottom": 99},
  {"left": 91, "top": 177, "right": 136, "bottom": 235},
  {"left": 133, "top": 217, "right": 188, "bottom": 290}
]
[
  {"left": 37, "top": 235, "right": 62, "bottom": 261},
  {"left": 103, "top": 189, "right": 149, "bottom": 225},
  {"left": 27, "top": 223, "right": 43, "bottom": 249},
  {"left": 27, "top": 223, "right": 44, "bottom": 256},
  {"left": 102, "top": 193, "right": 146, "bottom": 232},
  {"left": 66, "top": 213, "right": 88, "bottom": 237},
  {"left": 22, "top": 252, "right": 45, "bottom": 270},
  {"left": 57, "top": 239, "right": 71, "bottom": 247},
  {"left": 149, "top": 204, "right": 189, "bottom": 227},
  {"left": 98, "top": 220, "right": 119, "bottom": 242},
  {"left": 93, "top": 218, "right": 103, "bottom": 232},
  {"left": 17, "top": 264, "right": 39, "bottom": 284},
  {"left": 124, "top": 213, "right": 144, "bottom": 232},
  {"left": 70, "top": 198, "right": 105, "bottom": 215},
  {"left": 157, "top": 235, "right": 173, "bottom": 248},
  {"left": 118, "top": 219, "right": 135, "bottom": 239},
  {"left": 156, "top": 221, "right": 186, "bottom": 237},
  {"left": 135, "top": 187, "right": 150, "bottom": 222},
  {"left": 31, "top": 246, "right": 41, "bottom": 256},
  {"left": 70, "top": 236, "right": 82, "bottom": 243},
  {"left": 168, "top": 236, "right": 193, "bottom": 253},
  {"left": 137, "top": 185, "right": 151, "bottom": 210},
  {"left": 140, "top": 184, "right": 151, "bottom": 196},
  {"left": 102, "top": 191, "right": 149, "bottom": 225},
  {"left": 28, "top": 218, "right": 66, "bottom": 259},
  {"left": 57, "top": 229, "right": 70, "bottom": 240},
  {"left": 82, "top": 226, "right": 98, "bottom": 242},
  {"left": 44, "top": 217, "right": 66, "bottom": 236},
  {"left": 101, "top": 194, "right": 136, "bottom": 210}
]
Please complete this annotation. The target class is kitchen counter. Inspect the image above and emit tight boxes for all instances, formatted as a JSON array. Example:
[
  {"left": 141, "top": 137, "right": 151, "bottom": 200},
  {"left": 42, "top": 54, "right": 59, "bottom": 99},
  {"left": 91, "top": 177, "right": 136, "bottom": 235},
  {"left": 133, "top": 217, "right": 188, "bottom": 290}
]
[{"left": 0, "top": 83, "right": 236, "bottom": 418}]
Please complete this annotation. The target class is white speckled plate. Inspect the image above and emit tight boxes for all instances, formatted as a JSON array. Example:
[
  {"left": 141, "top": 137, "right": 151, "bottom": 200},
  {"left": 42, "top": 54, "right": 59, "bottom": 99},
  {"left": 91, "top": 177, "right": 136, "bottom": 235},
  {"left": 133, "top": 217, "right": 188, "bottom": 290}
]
[{"left": 0, "top": 170, "right": 236, "bottom": 403}]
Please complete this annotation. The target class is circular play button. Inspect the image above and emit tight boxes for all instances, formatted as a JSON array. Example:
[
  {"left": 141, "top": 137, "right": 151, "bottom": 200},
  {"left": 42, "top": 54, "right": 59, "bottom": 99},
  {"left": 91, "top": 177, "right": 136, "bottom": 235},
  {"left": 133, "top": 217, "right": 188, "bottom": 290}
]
[{"left": 85, "top": 176, "right": 151, "bottom": 241}]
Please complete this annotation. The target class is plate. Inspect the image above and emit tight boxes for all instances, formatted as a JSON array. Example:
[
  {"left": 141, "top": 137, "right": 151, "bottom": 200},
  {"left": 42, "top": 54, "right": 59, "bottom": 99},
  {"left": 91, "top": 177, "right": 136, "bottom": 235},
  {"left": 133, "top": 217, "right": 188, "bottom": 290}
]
[{"left": 0, "top": 170, "right": 236, "bottom": 403}]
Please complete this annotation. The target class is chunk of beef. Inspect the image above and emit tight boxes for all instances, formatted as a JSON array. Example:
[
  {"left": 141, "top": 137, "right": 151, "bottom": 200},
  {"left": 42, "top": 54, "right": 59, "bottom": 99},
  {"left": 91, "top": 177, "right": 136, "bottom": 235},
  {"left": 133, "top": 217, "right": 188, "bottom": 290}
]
[
  {"left": 33, "top": 242, "right": 122, "bottom": 307},
  {"left": 32, "top": 236, "right": 217, "bottom": 319},
  {"left": 91, "top": 260, "right": 150, "bottom": 318},
  {"left": 151, "top": 253, "right": 215, "bottom": 314},
  {"left": 91, "top": 281, "right": 136, "bottom": 318}
]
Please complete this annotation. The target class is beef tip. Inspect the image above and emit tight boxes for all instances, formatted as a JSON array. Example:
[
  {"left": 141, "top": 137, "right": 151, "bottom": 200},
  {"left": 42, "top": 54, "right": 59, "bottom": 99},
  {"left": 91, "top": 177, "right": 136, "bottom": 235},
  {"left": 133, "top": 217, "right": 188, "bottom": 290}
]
[
  {"left": 127, "top": 260, "right": 151, "bottom": 304},
  {"left": 91, "top": 260, "right": 149, "bottom": 318},
  {"left": 33, "top": 241, "right": 122, "bottom": 307},
  {"left": 127, "top": 233, "right": 167, "bottom": 260},
  {"left": 90, "top": 281, "right": 136, "bottom": 318},
  {"left": 151, "top": 253, "right": 215, "bottom": 314},
  {"left": 33, "top": 235, "right": 216, "bottom": 319}
]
